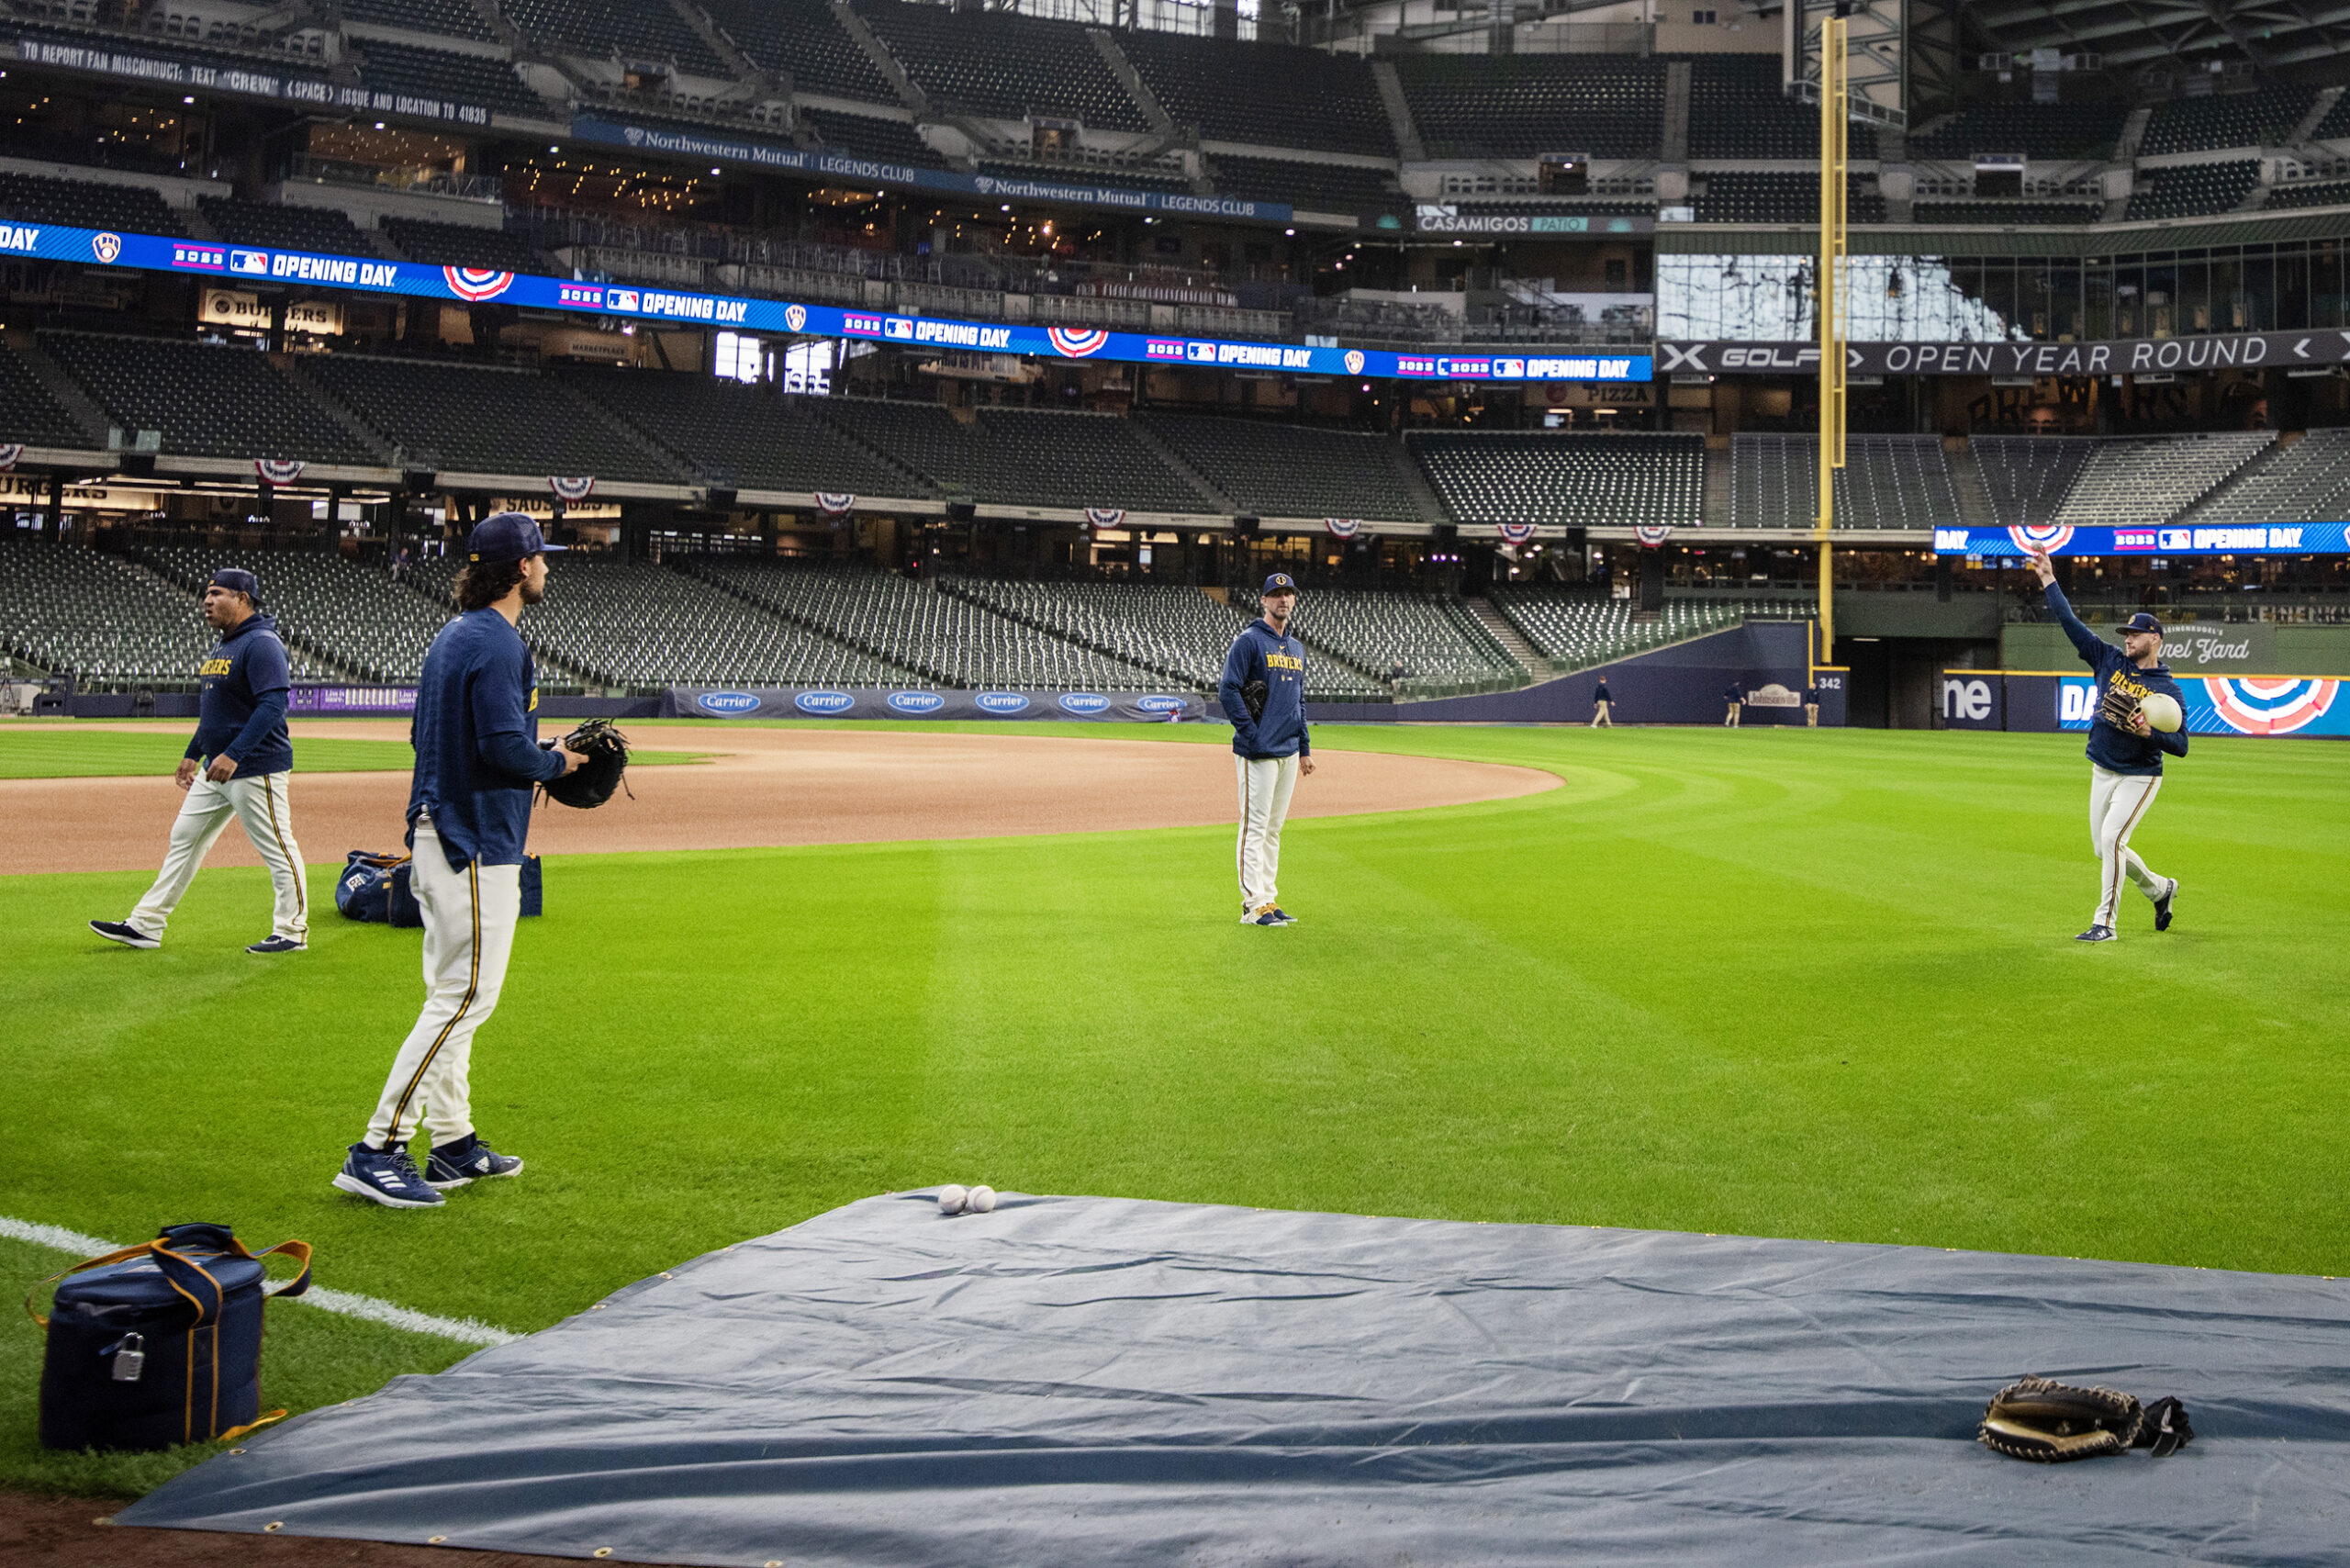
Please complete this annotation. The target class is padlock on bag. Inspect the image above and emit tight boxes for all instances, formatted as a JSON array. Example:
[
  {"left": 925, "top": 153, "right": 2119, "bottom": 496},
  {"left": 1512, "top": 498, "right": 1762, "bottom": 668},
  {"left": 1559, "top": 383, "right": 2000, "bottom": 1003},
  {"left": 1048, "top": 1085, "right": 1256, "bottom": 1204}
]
[{"left": 28, "top": 1222, "right": 311, "bottom": 1451}]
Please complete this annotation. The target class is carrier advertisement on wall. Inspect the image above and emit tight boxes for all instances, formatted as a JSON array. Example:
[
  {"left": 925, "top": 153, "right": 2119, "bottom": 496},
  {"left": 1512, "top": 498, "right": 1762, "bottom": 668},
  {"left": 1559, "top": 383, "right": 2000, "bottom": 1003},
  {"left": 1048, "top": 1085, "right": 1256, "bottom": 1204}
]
[{"left": 0, "top": 221, "right": 1651, "bottom": 386}]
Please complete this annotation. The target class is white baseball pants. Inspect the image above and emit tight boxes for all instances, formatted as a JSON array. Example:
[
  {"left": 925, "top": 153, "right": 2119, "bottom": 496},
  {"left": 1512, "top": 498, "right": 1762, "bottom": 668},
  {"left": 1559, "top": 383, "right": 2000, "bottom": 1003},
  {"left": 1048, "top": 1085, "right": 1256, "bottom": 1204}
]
[
  {"left": 128, "top": 771, "right": 308, "bottom": 941},
  {"left": 365, "top": 817, "right": 520, "bottom": 1148},
  {"left": 1235, "top": 754, "right": 1299, "bottom": 913},
  {"left": 2088, "top": 765, "right": 2166, "bottom": 932}
]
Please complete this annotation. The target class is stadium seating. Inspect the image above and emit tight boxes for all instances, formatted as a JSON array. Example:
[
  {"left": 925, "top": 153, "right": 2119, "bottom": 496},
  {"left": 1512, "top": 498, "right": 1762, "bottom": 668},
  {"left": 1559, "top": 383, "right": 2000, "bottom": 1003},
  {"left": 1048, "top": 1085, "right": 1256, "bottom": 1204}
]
[
  {"left": 41, "top": 333, "right": 381, "bottom": 463},
  {"left": 2124, "top": 161, "right": 2261, "bottom": 221},
  {"left": 1395, "top": 53, "right": 1662, "bottom": 160},
  {"left": 2311, "top": 92, "right": 2350, "bottom": 143},
  {"left": 802, "top": 110, "right": 951, "bottom": 168},
  {"left": 1118, "top": 31, "right": 1393, "bottom": 158},
  {"left": 701, "top": 0, "right": 896, "bottom": 100},
  {"left": 196, "top": 197, "right": 370, "bottom": 253},
  {"left": 2049, "top": 431, "right": 2275, "bottom": 525},
  {"left": 1907, "top": 101, "right": 2130, "bottom": 162},
  {"left": 565, "top": 372, "right": 923, "bottom": 495},
  {"left": 1236, "top": 585, "right": 1520, "bottom": 687},
  {"left": 1729, "top": 435, "right": 1960, "bottom": 529},
  {"left": 1136, "top": 413, "right": 1429, "bottom": 522},
  {"left": 1687, "top": 53, "right": 1877, "bottom": 160},
  {"left": 1971, "top": 436, "right": 2096, "bottom": 527},
  {"left": 811, "top": 399, "right": 987, "bottom": 494},
  {"left": 970, "top": 410, "right": 1209, "bottom": 511},
  {"left": 353, "top": 39, "right": 552, "bottom": 118},
  {"left": 1693, "top": 172, "right": 1884, "bottom": 225},
  {"left": 2265, "top": 179, "right": 2350, "bottom": 211},
  {"left": 341, "top": 0, "right": 498, "bottom": 43},
  {"left": 0, "top": 536, "right": 227, "bottom": 689},
  {"left": 0, "top": 170, "right": 185, "bottom": 236},
  {"left": 860, "top": 0, "right": 1146, "bottom": 130},
  {"left": 2188, "top": 427, "right": 2350, "bottom": 524},
  {"left": 938, "top": 576, "right": 1237, "bottom": 688},
  {"left": 1208, "top": 156, "right": 1399, "bottom": 214},
  {"left": 1408, "top": 432, "right": 1704, "bottom": 529},
  {"left": 136, "top": 543, "right": 449, "bottom": 684},
  {"left": 2140, "top": 86, "right": 2316, "bottom": 157},
  {"left": 1487, "top": 588, "right": 1762, "bottom": 672},
  {"left": 0, "top": 340, "right": 95, "bottom": 448},
  {"left": 696, "top": 558, "right": 1166, "bottom": 689},
  {"left": 1911, "top": 202, "right": 2101, "bottom": 226},
  {"left": 302, "top": 355, "right": 677, "bottom": 478},
  {"left": 496, "top": 0, "right": 729, "bottom": 77},
  {"left": 381, "top": 217, "right": 550, "bottom": 272}
]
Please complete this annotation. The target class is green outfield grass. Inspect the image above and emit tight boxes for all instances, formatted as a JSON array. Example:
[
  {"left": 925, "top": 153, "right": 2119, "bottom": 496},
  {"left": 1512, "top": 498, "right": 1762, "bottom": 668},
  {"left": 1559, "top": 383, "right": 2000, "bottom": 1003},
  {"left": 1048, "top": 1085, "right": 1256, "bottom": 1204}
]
[
  {"left": 2, "top": 722, "right": 2344, "bottom": 1498},
  {"left": 0, "top": 726, "right": 709, "bottom": 778}
]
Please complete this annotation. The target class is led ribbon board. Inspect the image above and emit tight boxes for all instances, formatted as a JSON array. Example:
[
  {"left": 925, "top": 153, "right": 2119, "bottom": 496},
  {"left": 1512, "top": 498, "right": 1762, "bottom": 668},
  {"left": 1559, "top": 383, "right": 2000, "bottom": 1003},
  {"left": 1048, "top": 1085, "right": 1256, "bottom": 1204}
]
[{"left": 1931, "top": 524, "right": 2350, "bottom": 558}]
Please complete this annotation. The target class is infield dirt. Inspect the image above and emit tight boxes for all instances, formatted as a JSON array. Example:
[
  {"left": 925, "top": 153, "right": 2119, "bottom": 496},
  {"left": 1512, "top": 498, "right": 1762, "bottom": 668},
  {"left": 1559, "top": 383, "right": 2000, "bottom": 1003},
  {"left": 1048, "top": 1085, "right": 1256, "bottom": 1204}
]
[{"left": 0, "top": 722, "right": 1559, "bottom": 876}]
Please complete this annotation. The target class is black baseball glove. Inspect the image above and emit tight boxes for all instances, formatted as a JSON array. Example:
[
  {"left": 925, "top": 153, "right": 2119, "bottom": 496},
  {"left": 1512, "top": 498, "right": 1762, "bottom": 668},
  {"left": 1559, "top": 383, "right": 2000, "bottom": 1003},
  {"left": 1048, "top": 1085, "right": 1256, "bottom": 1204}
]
[
  {"left": 1977, "top": 1376, "right": 2193, "bottom": 1463},
  {"left": 1242, "top": 679, "right": 1268, "bottom": 722},
  {"left": 2097, "top": 683, "right": 2143, "bottom": 731},
  {"left": 541, "top": 718, "right": 632, "bottom": 810}
]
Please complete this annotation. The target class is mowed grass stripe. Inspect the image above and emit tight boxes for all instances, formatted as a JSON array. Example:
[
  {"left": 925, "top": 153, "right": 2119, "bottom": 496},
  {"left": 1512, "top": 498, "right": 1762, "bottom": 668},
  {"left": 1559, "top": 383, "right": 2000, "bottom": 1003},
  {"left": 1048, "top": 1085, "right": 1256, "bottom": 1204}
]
[
  {"left": 0, "top": 724, "right": 2343, "bottom": 1499},
  {"left": 0, "top": 727, "right": 709, "bottom": 778}
]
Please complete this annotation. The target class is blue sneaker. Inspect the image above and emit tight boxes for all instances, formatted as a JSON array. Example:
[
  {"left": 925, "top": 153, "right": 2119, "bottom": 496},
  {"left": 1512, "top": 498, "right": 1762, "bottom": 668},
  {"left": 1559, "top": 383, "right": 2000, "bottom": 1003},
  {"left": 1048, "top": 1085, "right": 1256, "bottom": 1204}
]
[
  {"left": 1242, "top": 904, "right": 1285, "bottom": 926},
  {"left": 2075, "top": 924, "right": 2116, "bottom": 943},
  {"left": 1267, "top": 907, "right": 1297, "bottom": 925},
  {"left": 332, "top": 1142, "right": 443, "bottom": 1208},
  {"left": 425, "top": 1134, "right": 524, "bottom": 1190},
  {"left": 2154, "top": 879, "right": 2178, "bottom": 932},
  {"left": 89, "top": 919, "right": 159, "bottom": 950}
]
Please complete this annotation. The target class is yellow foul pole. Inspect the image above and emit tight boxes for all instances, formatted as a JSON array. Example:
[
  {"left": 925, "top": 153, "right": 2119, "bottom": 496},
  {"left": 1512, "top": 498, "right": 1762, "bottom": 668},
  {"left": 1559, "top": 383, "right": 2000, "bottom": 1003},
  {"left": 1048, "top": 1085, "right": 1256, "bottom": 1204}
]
[{"left": 1816, "top": 16, "right": 1847, "bottom": 662}]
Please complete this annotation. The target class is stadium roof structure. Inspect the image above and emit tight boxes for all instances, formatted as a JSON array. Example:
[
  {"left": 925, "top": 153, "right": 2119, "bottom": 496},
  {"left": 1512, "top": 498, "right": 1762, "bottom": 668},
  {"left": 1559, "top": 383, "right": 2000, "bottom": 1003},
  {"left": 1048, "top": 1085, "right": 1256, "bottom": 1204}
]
[{"left": 1962, "top": 0, "right": 2350, "bottom": 74}]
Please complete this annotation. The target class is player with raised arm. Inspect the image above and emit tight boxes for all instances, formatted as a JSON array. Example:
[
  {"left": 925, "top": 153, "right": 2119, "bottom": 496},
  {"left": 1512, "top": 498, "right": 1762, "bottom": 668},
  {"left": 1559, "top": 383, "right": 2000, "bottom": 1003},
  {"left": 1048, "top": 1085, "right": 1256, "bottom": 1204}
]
[
  {"left": 1221, "top": 572, "right": 1315, "bottom": 927},
  {"left": 332, "top": 513, "right": 583, "bottom": 1209},
  {"left": 2025, "top": 546, "right": 2188, "bottom": 943}
]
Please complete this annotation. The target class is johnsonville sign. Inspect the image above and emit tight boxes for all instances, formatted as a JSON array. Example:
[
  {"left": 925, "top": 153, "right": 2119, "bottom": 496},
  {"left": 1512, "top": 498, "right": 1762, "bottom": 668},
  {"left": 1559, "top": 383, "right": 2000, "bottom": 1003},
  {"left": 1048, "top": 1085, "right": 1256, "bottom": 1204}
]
[{"left": 1659, "top": 330, "right": 2350, "bottom": 376}]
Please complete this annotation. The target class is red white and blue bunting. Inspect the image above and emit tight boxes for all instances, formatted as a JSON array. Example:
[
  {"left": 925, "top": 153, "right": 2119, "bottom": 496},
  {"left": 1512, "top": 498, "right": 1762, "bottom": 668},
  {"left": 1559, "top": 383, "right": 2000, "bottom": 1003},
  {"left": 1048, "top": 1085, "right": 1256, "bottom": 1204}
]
[
  {"left": 1497, "top": 521, "right": 1538, "bottom": 544},
  {"left": 0, "top": 443, "right": 23, "bottom": 472},
  {"left": 815, "top": 492, "right": 856, "bottom": 516},
  {"left": 1635, "top": 524, "right": 1673, "bottom": 547},
  {"left": 1083, "top": 508, "right": 1126, "bottom": 531},
  {"left": 1324, "top": 518, "right": 1361, "bottom": 539},
  {"left": 254, "top": 458, "right": 306, "bottom": 485},
  {"left": 548, "top": 476, "right": 597, "bottom": 503}
]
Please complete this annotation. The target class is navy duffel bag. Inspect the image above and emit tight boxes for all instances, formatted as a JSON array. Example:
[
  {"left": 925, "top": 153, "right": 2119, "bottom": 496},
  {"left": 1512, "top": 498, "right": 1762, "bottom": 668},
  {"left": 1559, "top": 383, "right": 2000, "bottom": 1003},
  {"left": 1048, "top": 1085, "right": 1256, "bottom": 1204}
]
[{"left": 32, "top": 1222, "right": 312, "bottom": 1451}]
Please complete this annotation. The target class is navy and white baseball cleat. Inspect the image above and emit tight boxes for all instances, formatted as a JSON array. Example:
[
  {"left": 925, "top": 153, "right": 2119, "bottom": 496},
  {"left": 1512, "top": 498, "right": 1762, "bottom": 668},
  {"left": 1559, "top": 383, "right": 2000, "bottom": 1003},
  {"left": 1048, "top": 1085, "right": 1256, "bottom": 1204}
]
[
  {"left": 2074, "top": 924, "right": 2117, "bottom": 943},
  {"left": 1267, "top": 907, "right": 1297, "bottom": 925},
  {"left": 89, "top": 920, "right": 159, "bottom": 950},
  {"left": 2154, "top": 879, "right": 2178, "bottom": 932},
  {"left": 332, "top": 1142, "right": 444, "bottom": 1208},
  {"left": 1242, "top": 905, "right": 1286, "bottom": 926},
  {"left": 246, "top": 935, "right": 307, "bottom": 954},
  {"left": 425, "top": 1134, "right": 524, "bottom": 1190}
]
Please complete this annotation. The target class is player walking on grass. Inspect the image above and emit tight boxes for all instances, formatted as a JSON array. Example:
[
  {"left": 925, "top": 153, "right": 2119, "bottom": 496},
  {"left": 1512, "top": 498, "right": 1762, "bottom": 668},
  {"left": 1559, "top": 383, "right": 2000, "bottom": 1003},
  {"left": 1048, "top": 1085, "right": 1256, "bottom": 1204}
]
[
  {"left": 2026, "top": 547, "right": 2187, "bottom": 943},
  {"left": 1222, "top": 572, "right": 1314, "bottom": 926},
  {"left": 90, "top": 567, "right": 308, "bottom": 955},
  {"left": 333, "top": 514, "right": 583, "bottom": 1210}
]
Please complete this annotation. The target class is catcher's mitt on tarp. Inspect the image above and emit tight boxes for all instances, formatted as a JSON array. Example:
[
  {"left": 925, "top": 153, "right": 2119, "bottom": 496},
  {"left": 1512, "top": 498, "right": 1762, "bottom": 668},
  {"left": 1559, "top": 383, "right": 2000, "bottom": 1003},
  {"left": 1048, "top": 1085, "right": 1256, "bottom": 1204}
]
[
  {"left": 541, "top": 718, "right": 631, "bottom": 809},
  {"left": 1978, "top": 1375, "right": 2192, "bottom": 1462}
]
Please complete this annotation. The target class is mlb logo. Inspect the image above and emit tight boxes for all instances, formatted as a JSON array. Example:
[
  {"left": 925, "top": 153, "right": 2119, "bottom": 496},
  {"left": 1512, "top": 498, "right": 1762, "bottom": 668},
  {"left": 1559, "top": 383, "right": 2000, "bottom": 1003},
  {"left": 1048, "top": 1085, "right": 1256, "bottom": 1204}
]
[
  {"left": 2159, "top": 528, "right": 2192, "bottom": 550},
  {"left": 610, "top": 288, "right": 640, "bottom": 312},
  {"left": 229, "top": 249, "right": 268, "bottom": 276},
  {"left": 884, "top": 318, "right": 914, "bottom": 340},
  {"left": 2114, "top": 530, "right": 2157, "bottom": 552},
  {"left": 1494, "top": 357, "right": 1526, "bottom": 377},
  {"left": 1186, "top": 342, "right": 1216, "bottom": 363}
]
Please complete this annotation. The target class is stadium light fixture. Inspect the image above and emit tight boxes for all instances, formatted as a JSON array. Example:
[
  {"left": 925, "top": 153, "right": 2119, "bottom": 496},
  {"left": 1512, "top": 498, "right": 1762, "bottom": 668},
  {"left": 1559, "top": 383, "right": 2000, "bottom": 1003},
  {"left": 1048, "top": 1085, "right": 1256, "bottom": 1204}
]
[
  {"left": 183, "top": 95, "right": 195, "bottom": 105},
  {"left": 1285, "top": 228, "right": 1295, "bottom": 236},
  {"left": 1001, "top": 204, "right": 1012, "bottom": 212}
]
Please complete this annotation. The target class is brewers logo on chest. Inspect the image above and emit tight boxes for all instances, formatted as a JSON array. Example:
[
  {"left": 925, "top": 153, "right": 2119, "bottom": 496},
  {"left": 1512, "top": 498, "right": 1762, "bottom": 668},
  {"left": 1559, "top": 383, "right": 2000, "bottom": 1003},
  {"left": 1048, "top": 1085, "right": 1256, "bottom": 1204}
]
[{"left": 1267, "top": 652, "right": 1303, "bottom": 672}]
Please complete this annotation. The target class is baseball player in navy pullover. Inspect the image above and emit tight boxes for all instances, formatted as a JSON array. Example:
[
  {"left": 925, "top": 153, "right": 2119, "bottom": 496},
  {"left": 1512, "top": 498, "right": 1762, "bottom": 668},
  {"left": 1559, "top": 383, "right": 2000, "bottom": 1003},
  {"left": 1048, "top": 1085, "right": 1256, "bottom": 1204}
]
[
  {"left": 1220, "top": 573, "right": 1314, "bottom": 926},
  {"left": 90, "top": 567, "right": 308, "bottom": 954},
  {"left": 2027, "top": 547, "right": 2188, "bottom": 943},
  {"left": 335, "top": 513, "right": 583, "bottom": 1209}
]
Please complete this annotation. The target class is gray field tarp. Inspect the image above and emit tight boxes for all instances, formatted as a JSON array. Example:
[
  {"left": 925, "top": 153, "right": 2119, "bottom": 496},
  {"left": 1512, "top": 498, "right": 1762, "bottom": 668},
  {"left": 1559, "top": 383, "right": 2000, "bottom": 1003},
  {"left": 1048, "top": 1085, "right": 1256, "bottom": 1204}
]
[{"left": 118, "top": 1193, "right": 2350, "bottom": 1565}]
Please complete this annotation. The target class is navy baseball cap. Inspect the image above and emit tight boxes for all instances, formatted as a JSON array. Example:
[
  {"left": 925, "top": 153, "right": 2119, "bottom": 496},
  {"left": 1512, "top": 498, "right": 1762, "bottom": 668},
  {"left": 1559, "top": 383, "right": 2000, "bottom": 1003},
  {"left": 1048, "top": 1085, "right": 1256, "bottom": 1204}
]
[
  {"left": 208, "top": 566, "right": 261, "bottom": 605},
  {"left": 466, "top": 510, "right": 566, "bottom": 564},
  {"left": 1262, "top": 572, "right": 1299, "bottom": 594},
  {"left": 2119, "top": 612, "right": 2164, "bottom": 634}
]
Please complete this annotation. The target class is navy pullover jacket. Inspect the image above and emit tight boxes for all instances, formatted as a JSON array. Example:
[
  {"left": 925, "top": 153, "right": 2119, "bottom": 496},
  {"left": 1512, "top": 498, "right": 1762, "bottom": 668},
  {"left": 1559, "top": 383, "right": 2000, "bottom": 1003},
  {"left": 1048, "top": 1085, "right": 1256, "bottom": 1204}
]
[
  {"left": 2045, "top": 582, "right": 2189, "bottom": 776},
  {"left": 1220, "top": 618, "right": 1312, "bottom": 759},
  {"left": 408, "top": 609, "right": 566, "bottom": 869},
  {"left": 186, "top": 612, "right": 292, "bottom": 777}
]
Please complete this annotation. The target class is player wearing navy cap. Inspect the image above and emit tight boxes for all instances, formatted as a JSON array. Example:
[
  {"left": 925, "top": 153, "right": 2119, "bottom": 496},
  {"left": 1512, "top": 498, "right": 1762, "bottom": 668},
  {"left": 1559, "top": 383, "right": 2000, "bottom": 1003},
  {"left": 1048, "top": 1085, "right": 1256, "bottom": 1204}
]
[
  {"left": 1220, "top": 572, "right": 1315, "bottom": 926},
  {"left": 2027, "top": 548, "right": 2188, "bottom": 943},
  {"left": 90, "top": 567, "right": 308, "bottom": 954},
  {"left": 334, "top": 513, "right": 584, "bottom": 1209}
]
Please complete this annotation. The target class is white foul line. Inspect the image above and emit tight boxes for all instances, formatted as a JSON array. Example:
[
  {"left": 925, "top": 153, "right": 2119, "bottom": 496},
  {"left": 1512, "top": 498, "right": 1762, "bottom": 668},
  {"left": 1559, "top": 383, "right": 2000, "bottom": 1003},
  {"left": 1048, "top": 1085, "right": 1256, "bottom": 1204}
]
[{"left": 2, "top": 1215, "right": 520, "bottom": 1347}]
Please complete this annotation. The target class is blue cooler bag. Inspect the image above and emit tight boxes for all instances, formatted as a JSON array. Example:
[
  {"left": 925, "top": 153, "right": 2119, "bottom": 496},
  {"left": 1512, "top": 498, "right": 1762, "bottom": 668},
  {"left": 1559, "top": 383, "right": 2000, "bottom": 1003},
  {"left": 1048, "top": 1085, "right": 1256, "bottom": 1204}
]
[{"left": 31, "top": 1222, "right": 311, "bottom": 1451}]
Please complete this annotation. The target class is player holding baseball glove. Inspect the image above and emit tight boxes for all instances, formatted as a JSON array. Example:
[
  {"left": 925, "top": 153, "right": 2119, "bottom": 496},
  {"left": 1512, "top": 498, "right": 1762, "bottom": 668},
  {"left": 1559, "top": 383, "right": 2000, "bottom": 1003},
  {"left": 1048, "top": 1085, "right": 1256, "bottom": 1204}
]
[{"left": 2025, "top": 547, "right": 2188, "bottom": 943}]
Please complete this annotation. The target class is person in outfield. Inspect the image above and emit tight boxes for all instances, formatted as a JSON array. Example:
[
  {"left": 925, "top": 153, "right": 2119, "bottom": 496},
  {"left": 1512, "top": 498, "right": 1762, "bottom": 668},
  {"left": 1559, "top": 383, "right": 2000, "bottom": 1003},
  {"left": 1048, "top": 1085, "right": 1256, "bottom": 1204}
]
[
  {"left": 1591, "top": 678, "right": 1613, "bottom": 727},
  {"left": 1723, "top": 678, "right": 1744, "bottom": 727},
  {"left": 90, "top": 567, "right": 309, "bottom": 955},
  {"left": 333, "top": 514, "right": 582, "bottom": 1209},
  {"left": 1221, "top": 572, "right": 1314, "bottom": 927},
  {"left": 2026, "top": 546, "right": 2187, "bottom": 943}
]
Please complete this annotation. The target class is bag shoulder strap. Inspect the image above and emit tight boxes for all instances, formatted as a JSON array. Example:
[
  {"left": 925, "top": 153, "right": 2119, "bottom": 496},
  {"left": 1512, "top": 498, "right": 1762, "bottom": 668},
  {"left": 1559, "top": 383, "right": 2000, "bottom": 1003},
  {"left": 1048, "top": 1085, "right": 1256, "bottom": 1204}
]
[{"left": 25, "top": 1234, "right": 313, "bottom": 1330}]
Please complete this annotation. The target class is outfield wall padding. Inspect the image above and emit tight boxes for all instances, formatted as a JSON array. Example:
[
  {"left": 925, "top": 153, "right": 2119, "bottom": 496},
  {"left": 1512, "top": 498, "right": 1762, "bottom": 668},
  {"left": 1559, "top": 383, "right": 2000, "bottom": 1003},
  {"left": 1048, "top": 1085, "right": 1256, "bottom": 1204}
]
[
  {"left": 118, "top": 1193, "right": 2350, "bottom": 1566},
  {"left": 1399, "top": 621, "right": 1840, "bottom": 725}
]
